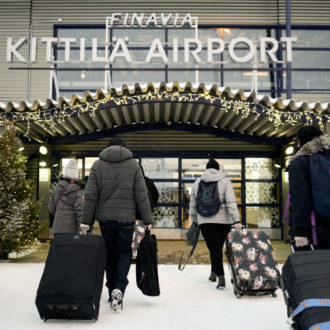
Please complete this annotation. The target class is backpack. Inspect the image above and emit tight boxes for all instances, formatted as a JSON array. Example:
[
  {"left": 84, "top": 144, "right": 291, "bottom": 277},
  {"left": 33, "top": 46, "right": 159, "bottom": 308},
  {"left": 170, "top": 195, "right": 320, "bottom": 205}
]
[
  {"left": 136, "top": 229, "right": 160, "bottom": 296},
  {"left": 196, "top": 180, "right": 221, "bottom": 217},
  {"left": 309, "top": 153, "right": 330, "bottom": 218}
]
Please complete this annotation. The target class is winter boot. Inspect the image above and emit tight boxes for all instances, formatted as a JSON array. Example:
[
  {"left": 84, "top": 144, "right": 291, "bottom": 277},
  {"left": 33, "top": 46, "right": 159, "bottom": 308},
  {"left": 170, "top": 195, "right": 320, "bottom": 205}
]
[
  {"left": 208, "top": 272, "right": 217, "bottom": 282},
  {"left": 110, "top": 289, "right": 123, "bottom": 312},
  {"left": 216, "top": 275, "right": 225, "bottom": 290}
]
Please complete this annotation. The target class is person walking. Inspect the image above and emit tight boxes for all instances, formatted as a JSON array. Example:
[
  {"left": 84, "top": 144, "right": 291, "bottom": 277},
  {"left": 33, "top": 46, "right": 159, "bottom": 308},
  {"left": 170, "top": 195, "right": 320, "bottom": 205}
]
[
  {"left": 132, "top": 165, "right": 159, "bottom": 259},
  {"left": 189, "top": 159, "right": 241, "bottom": 289},
  {"left": 48, "top": 159, "right": 84, "bottom": 235},
  {"left": 80, "top": 137, "right": 152, "bottom": 312},
  {"left": 288, "top": 126, "right": 330, "bottom": 249}
]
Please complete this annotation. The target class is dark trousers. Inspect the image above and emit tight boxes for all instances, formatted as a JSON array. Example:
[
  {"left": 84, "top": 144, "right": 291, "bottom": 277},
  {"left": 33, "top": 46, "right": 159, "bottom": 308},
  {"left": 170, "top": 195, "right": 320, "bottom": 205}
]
[
  {"left": 99, "top": 220, "right": 134, "bottom": 295},
  {"left": 200, "top": 223, "right": 231, "bottom": 276}
]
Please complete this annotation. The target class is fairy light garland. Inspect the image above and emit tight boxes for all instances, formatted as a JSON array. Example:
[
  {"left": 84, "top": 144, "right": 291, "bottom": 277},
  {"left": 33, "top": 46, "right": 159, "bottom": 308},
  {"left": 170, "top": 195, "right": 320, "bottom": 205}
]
[{"left": 0, "top": 91, "right": 329, "bottom": 138}]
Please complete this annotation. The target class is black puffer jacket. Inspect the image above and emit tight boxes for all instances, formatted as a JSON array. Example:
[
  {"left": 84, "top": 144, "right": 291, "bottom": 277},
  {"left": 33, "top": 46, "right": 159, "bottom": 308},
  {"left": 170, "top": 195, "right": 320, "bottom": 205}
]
[
  {"left": 82, "top": 146, "right": 152, "bottom": 225},
  {"left": 288, "top": 135, "right": 330, "bottom": 240},
  {"left": 49, "top": 179, "right": 84, "bottom": 234}
]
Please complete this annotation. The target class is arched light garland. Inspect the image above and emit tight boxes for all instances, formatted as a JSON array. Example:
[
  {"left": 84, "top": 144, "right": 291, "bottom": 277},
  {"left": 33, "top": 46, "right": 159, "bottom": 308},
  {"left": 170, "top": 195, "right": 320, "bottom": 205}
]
[{"left": 0, "top": 91, "right": 329, "bottom": 138}]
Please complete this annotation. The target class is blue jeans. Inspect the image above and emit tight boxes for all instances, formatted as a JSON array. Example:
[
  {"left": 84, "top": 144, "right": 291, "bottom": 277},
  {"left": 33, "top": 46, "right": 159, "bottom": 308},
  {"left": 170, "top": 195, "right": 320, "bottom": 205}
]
[{"left": 99, "top": 220, "right": 134, "bottom": 295}]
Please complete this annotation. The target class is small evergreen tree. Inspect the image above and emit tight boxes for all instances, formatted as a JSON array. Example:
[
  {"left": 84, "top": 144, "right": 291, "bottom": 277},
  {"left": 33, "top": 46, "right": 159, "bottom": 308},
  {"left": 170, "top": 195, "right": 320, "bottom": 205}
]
[{"left": 0, "top": 124, "right": 40, "bottom": 259}]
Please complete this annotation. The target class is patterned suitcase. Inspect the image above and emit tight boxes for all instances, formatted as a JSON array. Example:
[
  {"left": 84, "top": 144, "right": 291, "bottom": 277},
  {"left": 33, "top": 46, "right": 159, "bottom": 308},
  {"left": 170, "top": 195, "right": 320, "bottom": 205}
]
[{"left": 226, "top": 229, "right": 280, "bottom": 299}]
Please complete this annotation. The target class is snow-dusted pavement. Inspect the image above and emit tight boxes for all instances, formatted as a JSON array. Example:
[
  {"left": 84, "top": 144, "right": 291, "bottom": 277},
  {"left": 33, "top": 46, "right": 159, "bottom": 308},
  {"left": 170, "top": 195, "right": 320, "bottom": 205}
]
[{"left": 0, "top": 263, "right": 288, "bottom": 330}]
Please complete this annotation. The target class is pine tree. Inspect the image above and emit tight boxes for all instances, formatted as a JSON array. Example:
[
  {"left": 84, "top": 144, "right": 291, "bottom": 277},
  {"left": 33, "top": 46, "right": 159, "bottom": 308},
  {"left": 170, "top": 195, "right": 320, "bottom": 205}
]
[{"left": 0, "top": 125, "right": 40, "bottom": 259}]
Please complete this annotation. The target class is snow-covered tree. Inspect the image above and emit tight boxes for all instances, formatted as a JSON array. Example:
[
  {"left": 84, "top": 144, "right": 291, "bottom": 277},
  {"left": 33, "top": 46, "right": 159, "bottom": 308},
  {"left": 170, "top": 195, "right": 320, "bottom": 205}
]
[{"left": 0, "top": 125, "right": 40, "bottom": 259}]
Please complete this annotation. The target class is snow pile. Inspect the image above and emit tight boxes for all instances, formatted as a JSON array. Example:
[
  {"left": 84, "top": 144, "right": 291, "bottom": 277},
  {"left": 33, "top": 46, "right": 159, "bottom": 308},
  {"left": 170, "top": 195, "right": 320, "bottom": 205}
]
[{"left": 0, "top": 264, "right": 288, "bottom": 330}]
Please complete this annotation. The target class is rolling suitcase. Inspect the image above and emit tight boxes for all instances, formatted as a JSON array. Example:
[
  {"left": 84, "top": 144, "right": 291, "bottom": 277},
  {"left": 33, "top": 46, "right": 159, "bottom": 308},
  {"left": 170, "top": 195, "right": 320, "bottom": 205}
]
[
  {"left": 35, "top": 234, "right": 107, "bottom": 321},
  {"left": 226, "top": 229, "right": 280, "bottom": 299},
  {"left": 281, "top": 249, "right": 330, "bottom": 330}
]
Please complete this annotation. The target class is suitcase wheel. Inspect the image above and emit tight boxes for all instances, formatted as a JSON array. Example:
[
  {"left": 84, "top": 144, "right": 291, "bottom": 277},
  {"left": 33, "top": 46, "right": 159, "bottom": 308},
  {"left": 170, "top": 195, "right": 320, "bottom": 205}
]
[
  {"left": 272, "top": 292, "right": 277, "bottom": 298},
  {"left": 231, "top": 279, "right": 234, "bottom": 284}
]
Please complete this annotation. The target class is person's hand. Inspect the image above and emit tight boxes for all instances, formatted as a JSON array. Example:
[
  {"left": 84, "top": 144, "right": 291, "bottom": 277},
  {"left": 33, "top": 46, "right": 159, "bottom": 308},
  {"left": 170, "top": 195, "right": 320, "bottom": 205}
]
[
  {"left": 80, "top": 223, "right": 90, "bottom": 235},
  {"left": 234, "top": 222, "right": 242, "bottom": 231},
  {"left": 294, "top": 236, "right": 308, "bottom": 247},
  {"left": 145, "top": 224, "right": 152, "bottom": 231}
]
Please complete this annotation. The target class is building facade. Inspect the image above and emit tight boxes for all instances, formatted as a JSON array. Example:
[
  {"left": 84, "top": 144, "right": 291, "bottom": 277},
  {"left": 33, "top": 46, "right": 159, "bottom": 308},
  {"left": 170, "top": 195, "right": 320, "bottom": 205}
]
[{"left": 0, "top": 0, "right": 329, "bottom": 239}]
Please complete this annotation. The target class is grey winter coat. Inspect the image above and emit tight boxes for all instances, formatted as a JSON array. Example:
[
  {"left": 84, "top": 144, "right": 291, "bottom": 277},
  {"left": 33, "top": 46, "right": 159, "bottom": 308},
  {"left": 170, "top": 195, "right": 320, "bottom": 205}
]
[
  {"left": 189, "top": 168, "right": 241, "bottom": 226},
  {"left": 49, "top": 179, "right": 84, "bottom": 234},
  {"left": 82, "top": 146, "right": 152, "bottom": 225}
]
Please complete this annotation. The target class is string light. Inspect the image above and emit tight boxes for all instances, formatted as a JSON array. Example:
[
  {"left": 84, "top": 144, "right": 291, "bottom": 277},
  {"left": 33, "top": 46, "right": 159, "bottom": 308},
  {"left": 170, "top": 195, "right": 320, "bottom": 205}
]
[{"left": 0, "top": 90, "right": 329, "bottom": 138}]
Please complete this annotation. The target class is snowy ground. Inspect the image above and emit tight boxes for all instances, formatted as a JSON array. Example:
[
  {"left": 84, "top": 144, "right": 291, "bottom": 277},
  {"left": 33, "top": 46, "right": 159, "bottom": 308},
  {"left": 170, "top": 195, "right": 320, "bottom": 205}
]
[{"left": 0, "top": 263, "right": 289, "bottom": 330}]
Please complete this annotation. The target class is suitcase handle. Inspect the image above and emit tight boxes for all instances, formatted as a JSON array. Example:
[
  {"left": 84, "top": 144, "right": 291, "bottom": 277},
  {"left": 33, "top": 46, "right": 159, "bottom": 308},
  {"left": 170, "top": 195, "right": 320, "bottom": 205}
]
[{"left": 290, "top": 241, "right": 314, "bottom": 252}]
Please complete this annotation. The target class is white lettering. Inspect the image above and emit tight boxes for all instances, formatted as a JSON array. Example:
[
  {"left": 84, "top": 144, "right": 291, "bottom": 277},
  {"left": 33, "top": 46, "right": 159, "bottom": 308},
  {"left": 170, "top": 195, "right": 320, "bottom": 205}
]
[
  {"left": 145, "top": 38, "right": 168, "bottom": 63},
  {"left": 229, "top": 37, "right": 254, "bottom": 63},
  {"left": 172, "top": 38, "right": 178, "bottom": 62},
  {"left": 30, "top": 37, "right": 37, "bottom": 62},
  {"left": 207, "top": 38, "right": 225, "bottom": 62},
  {"left": 123, "top": 13, "right": 129, "bottom": 26},
  {"left": 6, "top": 37, "right": 27, "bottom": 62},
  {"left": 260, "top": 37, "right": 278, "bottom": 62},
  {"left": 180, "top": 13, "right": 193, "bottom": 27},
  {"left": 146, "top": 13, "right": 158, "bottom": 26},
  {"left": 184, "top": 38, "right": 202, "bottom": 63},
  {"left": 80, "top": 38, "right": 85, "bottom": 62},
  {"left": 110, "top": 13, "right": 121, "bottom": 26},
  {"left": 161, "top": 13, "right": 172, "bottom": 26},
  {"left": 92, "top": 38, "right": 104, "bottom": 62},
  {"left": 173, "top": 13, "right": 179, "bottom": 26},
  {"left": 41, "top": 37, "right": 58, "bottom": 62},
  {"left": 131, "top": 13, "right": 144, "bottom": 26},
  {"left": 109, "top": 38, "right": 132, "bottom": 63},
  {"left": 281, "top": 37, "right": 297, "bottom": 62},
  {"left": 60, "top": 38, "right": 76, "bottom": 62}
]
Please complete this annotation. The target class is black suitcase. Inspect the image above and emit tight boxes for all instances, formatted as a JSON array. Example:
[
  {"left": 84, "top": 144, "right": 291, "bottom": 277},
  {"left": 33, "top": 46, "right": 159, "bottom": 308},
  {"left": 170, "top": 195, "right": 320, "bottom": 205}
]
[
  {"left": 35, "top": 234, "right": 107, "bottom": 321},
  {"left": 226, "top": 230, "right": 280, "bottom": 299},
  {"left": 281, "top": 250, "right": 330, "bottom": 330}
]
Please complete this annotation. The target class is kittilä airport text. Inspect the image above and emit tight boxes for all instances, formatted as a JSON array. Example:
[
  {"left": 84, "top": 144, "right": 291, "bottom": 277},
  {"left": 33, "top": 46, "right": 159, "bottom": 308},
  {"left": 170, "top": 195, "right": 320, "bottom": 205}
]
[{"left": 6, "top": 12, "right": 297, "bottom": 65}]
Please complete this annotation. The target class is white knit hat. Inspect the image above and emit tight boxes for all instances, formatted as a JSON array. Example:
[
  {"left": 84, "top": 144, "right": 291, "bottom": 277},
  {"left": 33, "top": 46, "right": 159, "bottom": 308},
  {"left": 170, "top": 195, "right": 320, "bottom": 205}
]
[{"left": 63, "top": 159, "right": 79, "bottom": 180}]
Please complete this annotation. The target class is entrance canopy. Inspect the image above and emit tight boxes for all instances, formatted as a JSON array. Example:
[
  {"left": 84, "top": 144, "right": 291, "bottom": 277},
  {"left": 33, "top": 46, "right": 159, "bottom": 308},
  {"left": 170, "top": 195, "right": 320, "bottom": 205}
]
[{"left": 0, "top": 82, "right": 329, "bottom": 145}]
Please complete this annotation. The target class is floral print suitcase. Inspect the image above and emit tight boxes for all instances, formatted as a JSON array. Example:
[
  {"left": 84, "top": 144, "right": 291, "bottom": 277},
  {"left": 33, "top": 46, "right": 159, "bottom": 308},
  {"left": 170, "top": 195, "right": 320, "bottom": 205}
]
[
  {"left": 132, "top": 220, "right": 145, "bottom": 259},
  {"left": 226, "top": 230, "right": 280, "bottom": 299}
]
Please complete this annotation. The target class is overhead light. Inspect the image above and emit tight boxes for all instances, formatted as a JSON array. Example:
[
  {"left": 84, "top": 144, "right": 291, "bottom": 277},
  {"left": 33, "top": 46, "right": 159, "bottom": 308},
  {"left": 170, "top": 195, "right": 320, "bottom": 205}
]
[
  {"left": 39, "top": 161, "right": 47, "bottom": 167},
  {"left": 243, "top": 72, "right": 268, "bottom": 77},
  {"left": 57, "top": 18, "right": 63, "bottom": 22},
  {"left": 223, "top": 28, "right": 231, "bottom": 34},
  {"left": 81, "top": 71, "right": 86, "bottom": 79},
  {"left": 274, "top": 164, "right": 281, "bottom": 168},
  {"left": 285, "top": 146, "right": 294, "bottom": 155},
  {"left": 52, "top": 163, "right": 59, "bottom": 167},
  {"left": 39, "top": 145, "right": 48, "bottom": 155},
  {"left": 18, "top": 147, "right": 24, "bottom": 151}
]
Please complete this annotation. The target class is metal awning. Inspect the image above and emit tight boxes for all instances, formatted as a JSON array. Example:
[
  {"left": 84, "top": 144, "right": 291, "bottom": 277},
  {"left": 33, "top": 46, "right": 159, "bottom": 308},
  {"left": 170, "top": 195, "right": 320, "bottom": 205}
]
[{"left": 0, "top": 82, "right": 329, "bottom": 144}]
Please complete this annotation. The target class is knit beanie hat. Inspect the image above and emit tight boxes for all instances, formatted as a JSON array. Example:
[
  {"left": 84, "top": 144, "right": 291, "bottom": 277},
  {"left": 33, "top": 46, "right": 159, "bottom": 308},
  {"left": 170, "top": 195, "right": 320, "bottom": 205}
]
[{"left": 63, "top": 159, "right": 79, "bottom": 180}]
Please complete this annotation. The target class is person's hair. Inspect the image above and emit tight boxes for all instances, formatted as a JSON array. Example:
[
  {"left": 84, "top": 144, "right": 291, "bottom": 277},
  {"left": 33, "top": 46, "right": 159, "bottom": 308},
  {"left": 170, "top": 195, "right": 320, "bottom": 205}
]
[
  {"left": 108, "top": 137, "right": 126, "bottom": 147},
  {"left": 206, "top": 159, "right": 220, "bottom": 170},
  {"left": 296, "top": 126, "right": 323, "bottom": 147}
]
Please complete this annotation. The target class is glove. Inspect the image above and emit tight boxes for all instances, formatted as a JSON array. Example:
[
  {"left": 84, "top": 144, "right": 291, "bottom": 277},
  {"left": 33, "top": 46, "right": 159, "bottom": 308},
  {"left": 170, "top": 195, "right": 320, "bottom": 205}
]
[
  {"left": 145, "top": 224, "right": 152, "bottom": 231},
  {"left": 234, "top": 222, "right": 242, "bottom": 231},
  {"left": 294, "top": 236, "right": 308, "bottom": 247},
  {"left": 80, "top": 223, "right": 90, "bottom": 235}
]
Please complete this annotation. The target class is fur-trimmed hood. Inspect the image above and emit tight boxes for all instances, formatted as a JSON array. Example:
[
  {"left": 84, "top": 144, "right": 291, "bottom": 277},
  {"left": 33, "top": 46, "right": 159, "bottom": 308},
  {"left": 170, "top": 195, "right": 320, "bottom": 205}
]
[{"left": 289, "top": 134, "right": 330, "bottom": 165}]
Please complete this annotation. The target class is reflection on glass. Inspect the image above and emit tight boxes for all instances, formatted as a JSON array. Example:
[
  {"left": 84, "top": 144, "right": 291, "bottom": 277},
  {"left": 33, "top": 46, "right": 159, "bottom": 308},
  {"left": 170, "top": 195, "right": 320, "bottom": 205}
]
[
  {"left": 245, "top": 158, "right": 277, "bottom": 179},
  {"left": 152, "top": 207, "right": 178, "bottom": 228},
  {"left": 155, "top": 182, "right": 179, "bottom": 204},
  {"left": 246, "top": 206, "right": 279, "bottom": 228},
  {"left": 142, "top": 158, "right": 178, "bottom": 179},
  {"left": 246, "top": 182, "right": 279, "bottom": 204}
]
